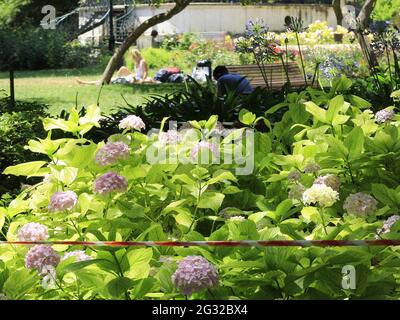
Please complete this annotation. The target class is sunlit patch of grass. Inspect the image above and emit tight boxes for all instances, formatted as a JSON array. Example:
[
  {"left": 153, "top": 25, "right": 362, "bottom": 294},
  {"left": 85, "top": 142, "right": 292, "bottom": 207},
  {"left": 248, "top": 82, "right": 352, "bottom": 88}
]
[{"left": 0, "top": 68, "right": 183, "bottom": 115}]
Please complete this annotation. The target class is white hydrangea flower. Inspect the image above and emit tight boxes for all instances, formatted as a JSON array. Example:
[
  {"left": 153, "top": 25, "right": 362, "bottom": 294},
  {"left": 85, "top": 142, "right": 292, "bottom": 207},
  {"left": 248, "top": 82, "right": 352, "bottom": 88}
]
[
  {"left": 228, "top": 216, "right": 246, "bottom": 222},
  {"left": 61, "top": 250, "right": 91, "bottom": 262},
  {"left": 41, "top": 265, "right": 57, "bottom": 290},
  {"left": 302, "top": 184, "right": 339, "bottom": 207},
  {"left": 119, "top": 115, "right": 146, "bottom": 131}
]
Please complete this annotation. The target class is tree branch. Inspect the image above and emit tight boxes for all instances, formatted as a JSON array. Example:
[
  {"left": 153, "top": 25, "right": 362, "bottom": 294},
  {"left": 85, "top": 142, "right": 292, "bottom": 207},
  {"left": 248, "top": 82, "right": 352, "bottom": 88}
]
[
  {"left": 332, "top": 0, "right": 343, "bottom": 25},
  {"left": 101, "top": 0, "right": 191, "bottom": 84},
  {"left": 356, "top": 0, "right": 378, "bottom": 68},
  {"left": 357, "top": 0, "right": 377, "bottom": 29}
]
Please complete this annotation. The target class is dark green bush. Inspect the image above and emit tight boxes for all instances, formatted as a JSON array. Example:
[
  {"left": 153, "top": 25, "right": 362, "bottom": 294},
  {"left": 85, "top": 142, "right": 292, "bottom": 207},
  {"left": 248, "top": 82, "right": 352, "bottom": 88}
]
[
  {"left": 351, "top": 73, "right": 400, "bottom": 109},
  {"left": 0, "top": 96, "right": 49, "bottom": 195},
  {"left": 92, "top": 78, "right": 286, "bottom": 142},
  {"left": 161, "top": 33, "right": 200, "bottom": 51},
  {"left": 0, "top": 26, "right": 97, "bottom": 71}
]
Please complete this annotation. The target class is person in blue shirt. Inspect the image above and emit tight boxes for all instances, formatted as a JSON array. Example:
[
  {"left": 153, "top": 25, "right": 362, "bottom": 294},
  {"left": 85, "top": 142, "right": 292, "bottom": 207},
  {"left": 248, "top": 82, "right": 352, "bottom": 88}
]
[{"left": 212, "top": 65, "right": 253, "bottom": 97}]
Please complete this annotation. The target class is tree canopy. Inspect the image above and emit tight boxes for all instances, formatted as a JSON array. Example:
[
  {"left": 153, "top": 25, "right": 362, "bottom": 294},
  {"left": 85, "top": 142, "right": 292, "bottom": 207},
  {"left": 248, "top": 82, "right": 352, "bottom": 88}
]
[
  {"left": 372, "top": 0, "right": 400, "bottom": 22},
  {"left": 0, "top": 0, "right": 30, "bottom": 25},
  {"left": 0, "top": 0, "right": 79, "bottom": 26}
]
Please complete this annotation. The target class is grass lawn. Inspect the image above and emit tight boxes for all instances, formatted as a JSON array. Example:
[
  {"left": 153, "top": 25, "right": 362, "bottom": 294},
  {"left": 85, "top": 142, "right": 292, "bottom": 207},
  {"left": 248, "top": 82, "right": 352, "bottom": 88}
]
[{"left": 0, "top": 66, "right": 183, "bottom": 115}]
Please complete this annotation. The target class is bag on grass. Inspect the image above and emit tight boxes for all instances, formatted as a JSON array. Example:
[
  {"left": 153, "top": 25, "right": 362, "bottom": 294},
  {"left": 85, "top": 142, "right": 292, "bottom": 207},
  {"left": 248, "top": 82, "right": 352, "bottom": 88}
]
[
  {"left": 165, "top": 67, "right": 181, "bottom": 74},
  {"left": 154, "top": 67, "right": 182, "bottom": 83},
  {"left": 154, "top": 69, "right": 171, "bottom": 82},
  {"left": 167, "top": 73, "right": 185, "bottom": 83}
]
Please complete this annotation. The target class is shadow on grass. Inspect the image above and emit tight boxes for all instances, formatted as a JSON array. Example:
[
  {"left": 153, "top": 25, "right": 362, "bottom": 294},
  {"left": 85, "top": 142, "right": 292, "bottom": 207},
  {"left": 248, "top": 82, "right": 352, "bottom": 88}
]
[
  {"left": 124, "top": 83, "right": 185, "bottom": 93},
  {"left": 0, "top": 65, "right": 108, "bottom": 79}
]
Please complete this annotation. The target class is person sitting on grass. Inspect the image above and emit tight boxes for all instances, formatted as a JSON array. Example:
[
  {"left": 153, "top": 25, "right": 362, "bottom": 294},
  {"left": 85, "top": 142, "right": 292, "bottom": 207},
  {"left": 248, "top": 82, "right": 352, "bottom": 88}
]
[
  {"left": 212, "top": 65, "right": 253, "bottom": 97},
  {"left": 77, "top": 48, "right": 156, "bottom": 85}
]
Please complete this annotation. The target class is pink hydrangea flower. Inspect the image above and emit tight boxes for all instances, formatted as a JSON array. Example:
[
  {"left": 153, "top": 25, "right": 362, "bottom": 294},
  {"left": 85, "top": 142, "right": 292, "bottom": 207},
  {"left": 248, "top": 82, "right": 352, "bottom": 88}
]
[
  {"left": 288, "top": 184, "right": 306, "bottom": 200},
  {"left": 303, "top": 163, "right": 321, "bottom": 173},
  {"left": 25, "top": 245, "right": 60, "bottom": 273},
  {"left": 178, "top": 122, "right": 194, "bottom": 132},
  {"left": 48, "top": 191, "right": 78, "bottom": 212},
  {"left": 210, "top": 121, "right": 229, "bottom": 137},
  {"left": 377, "top": 215, "right": 400, "bottom": 236},
  {"left": 190, "top": 141, "right": 219, "bottom": 162},
  {"left": 171, "top": 256, "right": 219, "bottom": 296},
  {"left": 288, "top": 170, "right": 301, "bottom": 182},
  {"left": 375, "top": 109, "right": 395, "bottom": 124},
  {"left": 61, "top": 250, "right": 91, "bottom": 262},
  {"left": 93, "top": 172, "right": 128, "bottom": 195},
  {"left": 95, "top": 142, "right": 131, "bottom": 166},
  {"left": 18, "top": 222, "right": 49, "bottom": 242},
  {"left": 119, "top": 115, "right": 146, "bottom": 131},
  {"left": 343, "top": 192, "right": 377, "bottom": 217},
  {"left": 159, "top": 130, "right": 182, "bottom": 144}
]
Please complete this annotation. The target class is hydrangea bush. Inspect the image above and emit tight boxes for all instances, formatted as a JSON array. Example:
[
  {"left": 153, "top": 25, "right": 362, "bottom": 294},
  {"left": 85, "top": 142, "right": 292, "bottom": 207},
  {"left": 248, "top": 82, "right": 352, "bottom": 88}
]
[{"left": 1, "top": 81, "right": 400, "bottom": 300}]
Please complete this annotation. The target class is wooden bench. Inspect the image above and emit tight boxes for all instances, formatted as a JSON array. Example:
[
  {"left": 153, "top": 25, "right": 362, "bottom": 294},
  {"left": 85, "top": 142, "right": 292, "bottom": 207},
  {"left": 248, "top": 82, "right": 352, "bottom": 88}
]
[{"left": 226, "top": 62, "right": 312, "bottom": 90}]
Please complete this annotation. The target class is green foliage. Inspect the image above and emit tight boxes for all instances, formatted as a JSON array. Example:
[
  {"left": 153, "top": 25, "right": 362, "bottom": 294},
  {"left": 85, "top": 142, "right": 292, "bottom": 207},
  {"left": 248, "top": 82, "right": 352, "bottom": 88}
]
[
  {"left": 125, "top": 47, "right": 190, "bottom": 74},
  {"left": 0, "top": 26, "right": 97, "bottom": 71},
  {"left": 0, "top": 96, "right": 49, "bottom": 195},
  {"left": 0, "top": 0, "right": 30, "bottom": 25},
  {"left": 125, "top": 43, "right": 241, "bottom": 76},
  {"left": 0, "top": 0, "right": 79, "bottom": 26},
  {"left": 97, "top": 78, "right": 283, "bottom": 139},
  {"left": 183, "top": 35, "right": 242, "bottom": 67},
  {"left": 372, "top": 0, "right": 400, "bottom": 22},
  {"left": 1, "top": 77, "right": 400, "bottom": 300},
  {"left": 161, "top": 32, "right": 200, "bottom": 51}
]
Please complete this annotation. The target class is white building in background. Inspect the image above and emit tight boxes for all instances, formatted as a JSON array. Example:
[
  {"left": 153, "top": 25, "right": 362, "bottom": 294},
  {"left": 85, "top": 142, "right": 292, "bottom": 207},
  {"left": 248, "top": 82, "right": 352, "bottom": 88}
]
[{"left": 78, "top": 3, "right": 337, "bottom": 47}]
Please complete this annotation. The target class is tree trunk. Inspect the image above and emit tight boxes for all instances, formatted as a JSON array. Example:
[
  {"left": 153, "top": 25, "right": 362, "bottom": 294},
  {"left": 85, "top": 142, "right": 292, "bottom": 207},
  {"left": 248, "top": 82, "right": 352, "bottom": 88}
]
[
  {"left": 9, "top": 69, "right": 15, "bottom": 108},
  {"left": 332, "top": 0, "right": 343, "bottom": 26},
  {"left": 357, "top": 32, "right": 378, "bottom": 69},
  {"left": 357, "top": 0, "right": 377, "bottom": 29},
  {"left": 356, "top": 0, "right": 379, "bottom": 68},
  {"left": 100, "top": 0, "right": 191, "bottom": 84}
]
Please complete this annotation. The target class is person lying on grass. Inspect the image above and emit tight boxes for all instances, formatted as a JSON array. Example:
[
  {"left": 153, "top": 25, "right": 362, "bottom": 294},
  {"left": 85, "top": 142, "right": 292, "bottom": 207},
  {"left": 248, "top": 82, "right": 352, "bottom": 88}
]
[{"left": 77, "top": 48, "right": 157, "bottom": 85}]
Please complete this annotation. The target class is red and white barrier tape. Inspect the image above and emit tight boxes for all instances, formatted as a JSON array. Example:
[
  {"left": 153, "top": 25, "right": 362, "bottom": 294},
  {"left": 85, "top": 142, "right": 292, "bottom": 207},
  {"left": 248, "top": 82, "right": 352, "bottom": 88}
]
[{"left": 1, "top": 240, "right": 400, "bottom": 247}]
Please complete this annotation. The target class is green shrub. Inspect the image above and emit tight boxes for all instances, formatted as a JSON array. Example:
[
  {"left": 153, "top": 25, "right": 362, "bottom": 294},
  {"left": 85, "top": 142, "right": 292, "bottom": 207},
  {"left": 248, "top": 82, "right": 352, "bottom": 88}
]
[
  {"left": 0, "top": 26, "right": 98, "bottom": 71},
  {"left": 372, "top": 0, "right": 400, "bottom": 22},
  {"left": 186, "top": 40, "right": 242, "bottom": 67},
  {"left": 99, "top": 78, "right": 284, "bottom": 139},
  {"left": 1, "top": 85, "right": 400, "bottom": 299},
  {"left": 123, "top": 44, "right": 242, "bottom": 76},
  {"left": 0, "top": 97, "right": 48, "bottom": 194},
  {"left": 124, "top": 47, "right": 191, "bottom": 75},
  {"left": 161, "top": 32, "right": 200, "bottom": 51},
  {"left": 62, "top": 40, "right": 93, "bottom": 69}
]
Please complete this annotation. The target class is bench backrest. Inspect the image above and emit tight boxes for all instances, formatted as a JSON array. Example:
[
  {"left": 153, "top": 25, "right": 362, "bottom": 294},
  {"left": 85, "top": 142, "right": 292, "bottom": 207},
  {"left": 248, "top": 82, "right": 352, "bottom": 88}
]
[{"left": 226, "top": 62, "right": 307, "bottom": 90}]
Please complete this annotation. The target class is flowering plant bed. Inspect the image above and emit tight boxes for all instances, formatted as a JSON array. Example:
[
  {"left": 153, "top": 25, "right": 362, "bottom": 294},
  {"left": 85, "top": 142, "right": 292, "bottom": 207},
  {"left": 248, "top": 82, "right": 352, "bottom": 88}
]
[{"left": 1, "top": 77, "right": 400, "bottom": 300}]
